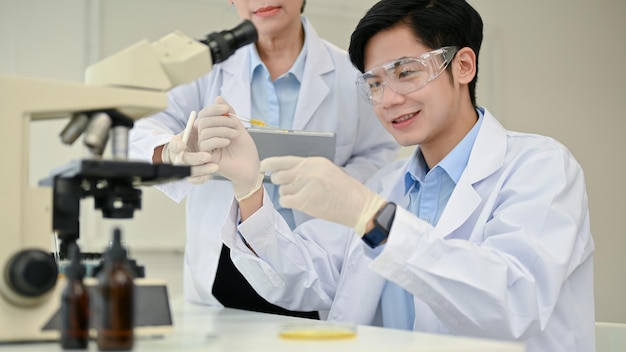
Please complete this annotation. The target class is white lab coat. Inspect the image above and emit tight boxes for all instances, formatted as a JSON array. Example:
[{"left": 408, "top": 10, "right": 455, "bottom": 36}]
[
  {"left": 222, "top": 110, "right": 595, "bottom": 352},
  {"left": 128, "top": 18, "right": 398, "bottom": 306}
]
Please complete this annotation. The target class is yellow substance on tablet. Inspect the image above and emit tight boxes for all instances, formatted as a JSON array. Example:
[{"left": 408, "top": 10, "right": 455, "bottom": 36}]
[{"left": 228, "top": 113, "right": 273, "bottom": 128}]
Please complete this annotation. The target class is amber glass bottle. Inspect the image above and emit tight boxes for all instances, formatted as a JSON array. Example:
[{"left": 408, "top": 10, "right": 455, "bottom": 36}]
[
  {"left": 96, "top": 228, "right": 134, "bottom": 351},
  {"left": 60, "top": 243, "right": 89, "bottom": 349}
]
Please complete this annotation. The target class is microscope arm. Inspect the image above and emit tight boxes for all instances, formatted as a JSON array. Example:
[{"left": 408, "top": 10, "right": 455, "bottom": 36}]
[
  {"left": 85, "top": 20, "right": 257, "bottom": 92},
  {"left": 85, "top": 31, "right": 213, "bottom": 91}
]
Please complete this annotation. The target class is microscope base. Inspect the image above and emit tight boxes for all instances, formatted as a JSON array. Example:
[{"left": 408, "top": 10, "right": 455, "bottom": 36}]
[
  {"left": 0, "top": 283, "right": 63, "bottom": 343},
  {"left": 0, "top": 278, "right": 173, "bottom": 344}
]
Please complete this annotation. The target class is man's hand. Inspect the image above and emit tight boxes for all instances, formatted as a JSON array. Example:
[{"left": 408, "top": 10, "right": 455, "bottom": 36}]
[
  {"left": 260, "top": 156, "right": 386, "bottom": 235},
  {"left": 197, "top": 96, "right": 263, "bottom": 200}
]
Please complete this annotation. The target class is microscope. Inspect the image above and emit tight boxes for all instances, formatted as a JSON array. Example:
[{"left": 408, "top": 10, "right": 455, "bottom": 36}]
[{"left": 0, "top": 20, "right": 257, "bottom": 342}]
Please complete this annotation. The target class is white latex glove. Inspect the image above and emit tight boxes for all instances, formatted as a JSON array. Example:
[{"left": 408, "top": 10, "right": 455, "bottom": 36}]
[
  {"left": 196, "top": 96, "right": 263, "bottom": 201},
  {"left": 161, "top": 131, "right": 217, "bottom": 185},
  {"left": 260, "top": 156, "right": 386, "bottom": 236}
]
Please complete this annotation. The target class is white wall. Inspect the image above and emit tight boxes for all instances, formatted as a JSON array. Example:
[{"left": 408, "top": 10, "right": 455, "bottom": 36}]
[
  {"left": 469, "top": 0, "right": 626, "bottom": 325},
  {"left": 1, "top": 0, "right": 624, "bottom": 324}
]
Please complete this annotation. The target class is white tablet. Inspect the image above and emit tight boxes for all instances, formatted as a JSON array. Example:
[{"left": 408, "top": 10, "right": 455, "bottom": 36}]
[
  {"left": 247, "top": 128, "right": 336, "bottom": 161},
  {"left": 248, "top": 128, "right": 336, "bottom": 183},
  {"left": 212, "top": 128, "right": 336, "bottom": 183}
]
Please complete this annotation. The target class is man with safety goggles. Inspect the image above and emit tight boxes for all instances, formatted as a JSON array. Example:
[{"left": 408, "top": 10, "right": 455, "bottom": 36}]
[
  {"left": 356, "top": 46, "right": 458, "bottom": 105},
  {"left": 197, "top": 0, "right": 595, "bottom": 351}
]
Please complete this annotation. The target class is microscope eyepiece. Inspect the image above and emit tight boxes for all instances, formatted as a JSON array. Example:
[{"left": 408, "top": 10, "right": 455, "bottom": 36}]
[{"left": 201, "top": 19, "right": 258, "bottom": 64}]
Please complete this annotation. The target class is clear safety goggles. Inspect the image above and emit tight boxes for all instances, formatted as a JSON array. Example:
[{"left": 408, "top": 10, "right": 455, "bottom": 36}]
[{"left": 355, "top": 46, "right": 459, "bottom": 105}]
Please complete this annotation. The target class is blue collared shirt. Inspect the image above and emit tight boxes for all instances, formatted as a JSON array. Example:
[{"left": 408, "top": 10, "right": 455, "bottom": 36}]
[
  {"left": 249, "top": 18, "right": 308, "bottom": 229},
  {"left": 379, "top": 108, "right": 484, "bottom": 331}
]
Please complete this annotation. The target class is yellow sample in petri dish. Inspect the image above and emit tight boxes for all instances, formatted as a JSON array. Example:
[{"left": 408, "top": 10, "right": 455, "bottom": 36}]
[{"left": 279, "top": 323, "right": 357, "bottom": 340}]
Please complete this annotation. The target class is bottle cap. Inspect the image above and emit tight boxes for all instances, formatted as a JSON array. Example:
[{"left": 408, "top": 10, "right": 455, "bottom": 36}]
[
  {"left": 65, "top": 243, "right": 85, "bottom": 280},
  {"left": 107, "top": 228, "right": 128, "bottom": 263}
]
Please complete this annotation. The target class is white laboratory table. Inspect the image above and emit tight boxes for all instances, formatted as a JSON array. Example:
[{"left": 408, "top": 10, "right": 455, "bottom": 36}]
[{"left": 1, "top": 299, "right": 525, "bottom": 351}]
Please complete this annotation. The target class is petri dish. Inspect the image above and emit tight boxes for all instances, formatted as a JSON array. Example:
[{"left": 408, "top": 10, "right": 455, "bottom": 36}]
[{"left": 279, "top": 322, "right": 357, "bottom": 340}]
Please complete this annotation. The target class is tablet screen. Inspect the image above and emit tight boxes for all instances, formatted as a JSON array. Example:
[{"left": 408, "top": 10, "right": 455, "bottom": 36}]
[{"left": 247, "top": 128, "right": 336, "bottom": 161}]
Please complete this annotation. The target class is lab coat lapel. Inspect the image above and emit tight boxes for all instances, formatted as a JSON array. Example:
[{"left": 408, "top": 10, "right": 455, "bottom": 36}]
[
  {"left": 436, "top": 110, "right": 506, "bottom": 237},
  {"left": 292, "top": 21, "right": 332, "bottom": 131},
  {"left": 219, "top": 49, "right": 252, "bottom": 117},
  {"left": 436, "top": 179, "right": 481, "bottom": 237}
]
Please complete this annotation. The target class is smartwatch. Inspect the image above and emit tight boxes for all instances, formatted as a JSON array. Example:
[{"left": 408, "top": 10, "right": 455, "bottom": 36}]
[{"left": 361, "top": 202, "right": 396, "bottom": 248}]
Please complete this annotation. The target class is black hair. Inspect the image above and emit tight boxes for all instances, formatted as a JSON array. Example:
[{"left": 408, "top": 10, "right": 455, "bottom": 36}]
[
  {"left": 301, "top": 0, "right": 306, "bottom": 13},
  {"left": 349, "top": 0, "right": 483, "bottom": 106}
]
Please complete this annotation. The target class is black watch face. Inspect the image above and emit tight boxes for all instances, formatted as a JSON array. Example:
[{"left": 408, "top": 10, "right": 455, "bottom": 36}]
[
  {"left": 363, "top": 203, "right": 396, "bottom": 248},
  {"left": 375, "top": 203, "right": 396, "bottom": 230}
]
